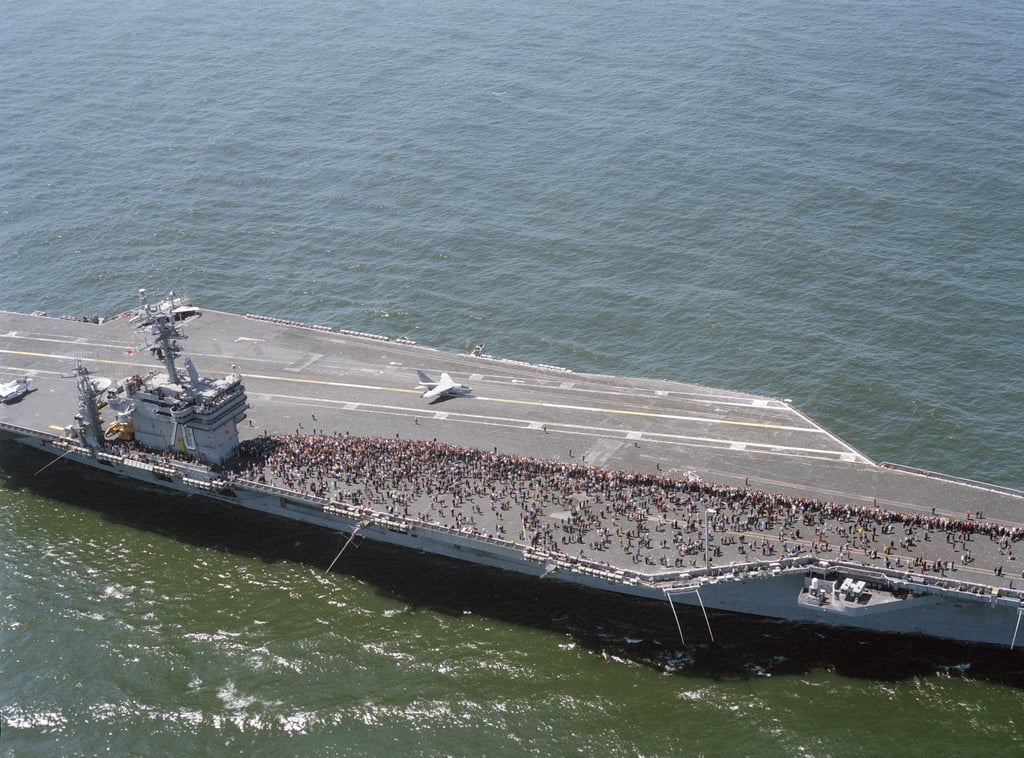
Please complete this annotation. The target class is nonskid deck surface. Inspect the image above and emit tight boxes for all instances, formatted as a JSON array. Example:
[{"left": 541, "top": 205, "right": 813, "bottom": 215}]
[{"left": 2, "top": 308, "right": 1023, "bottom": 590}]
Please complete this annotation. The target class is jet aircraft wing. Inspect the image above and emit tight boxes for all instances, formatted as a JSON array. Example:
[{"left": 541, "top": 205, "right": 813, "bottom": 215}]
[{"left": 415, "top": 371, "right": 472, "bottom": 402}]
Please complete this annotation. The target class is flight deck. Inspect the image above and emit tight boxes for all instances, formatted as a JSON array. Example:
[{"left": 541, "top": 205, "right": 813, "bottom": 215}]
[
  {"left": 2, "top": 305, "right": 1024, "bottom": 607},
  {"left": 1, "top": 307, "right": 1018, "bottom": 511}
]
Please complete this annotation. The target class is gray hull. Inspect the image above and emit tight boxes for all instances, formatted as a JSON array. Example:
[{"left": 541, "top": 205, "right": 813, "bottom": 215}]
[
  {"left": 3, "top": 428, "right": 1021, "bottom": 650},
  {"left": 2, "top": 302, "right": 1023, "bottom": 652}
]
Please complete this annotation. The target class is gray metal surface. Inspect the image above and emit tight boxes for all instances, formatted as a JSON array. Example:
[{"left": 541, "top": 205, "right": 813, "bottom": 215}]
[{"left": 2, "top": 306, "right": 1023, "bottom": 596}]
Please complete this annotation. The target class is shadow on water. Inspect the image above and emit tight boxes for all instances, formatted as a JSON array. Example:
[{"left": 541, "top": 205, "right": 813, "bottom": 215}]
[{"left": 5, "top": 443, "right": 1024, "bottom": 687}]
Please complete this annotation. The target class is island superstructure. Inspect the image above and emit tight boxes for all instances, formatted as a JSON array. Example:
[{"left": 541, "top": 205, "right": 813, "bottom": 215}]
[{"left": 2, "top": 290, "right": 1023, "bottom": 650}]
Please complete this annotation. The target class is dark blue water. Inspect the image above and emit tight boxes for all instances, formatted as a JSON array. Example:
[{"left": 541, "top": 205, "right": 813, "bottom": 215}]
[{"left": 3, "top": 0, "right": 1024, "bottom": 754}]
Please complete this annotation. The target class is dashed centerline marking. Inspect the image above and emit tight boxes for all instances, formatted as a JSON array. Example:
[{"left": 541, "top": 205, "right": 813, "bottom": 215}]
[
  {"left": 239, "top": 372, "right": 807, "bottom": 432},
  {"left": 484, "top": 393, "right": 794, "bottom": 430},
  {"left": 2, "top": 348, "right": 804, "bottom": 432},
  {"left": 0, "top": 345, "right": 799, "bottom": 432},
  {"left": 4, "top": 343, "right": 869, "bottom": 464},
  {"left": 241, "top": 371, "right": 799, "bottom": 431},
  {"left": 262, "top": 391, "right": 865, "bottom": 462}
]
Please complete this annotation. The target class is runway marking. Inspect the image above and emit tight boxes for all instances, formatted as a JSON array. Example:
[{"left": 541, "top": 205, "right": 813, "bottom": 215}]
[
  {"left": 2, "top": 345, "right": 858, "bottom": 456},
  {"left": 285, "top": 353, "right": 324, "bottom": 373},
  {"left": 485, "top": 393, "right": 801, "bottom": 431},
  {"left": 237, "top": 370, "right": 790, "bottom": 430},
  {"left": 1, "top": 332, "right": 785, "bottom": 411},
  {"left": 0, "top": 351, "right": 820, "bottom": 435},
  {"left": 0, "top": 347, "right": 148, "bottom": 370},
  {"left": 263, "top": 392, "right": 873, "bottom": 463},
  {"left": 1, "top": 348, "right": 71, "bottom": 359},
  {"left": 586, "top": 438, "right": 624, "bottom": 467}
]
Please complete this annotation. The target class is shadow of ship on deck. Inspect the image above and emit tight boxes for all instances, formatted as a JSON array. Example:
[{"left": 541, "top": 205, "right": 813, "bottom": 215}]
[{"left": 4, "top": 443, "right": 1024, "bottom": 687}]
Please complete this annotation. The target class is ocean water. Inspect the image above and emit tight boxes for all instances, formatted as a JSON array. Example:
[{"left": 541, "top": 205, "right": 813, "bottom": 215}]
[{"left": 2, "top": 0, "right": 1024, "bottom": 754}]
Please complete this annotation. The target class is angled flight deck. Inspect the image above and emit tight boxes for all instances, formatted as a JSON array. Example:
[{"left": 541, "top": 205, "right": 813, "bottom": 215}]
[{"left": 1, "top": 307, "right": 1019, "bottom": 524}]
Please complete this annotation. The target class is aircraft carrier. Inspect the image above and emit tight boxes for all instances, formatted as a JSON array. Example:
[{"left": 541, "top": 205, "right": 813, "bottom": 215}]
[{"left": 2, "top": 290, "right": 1023, "bottom": 651}]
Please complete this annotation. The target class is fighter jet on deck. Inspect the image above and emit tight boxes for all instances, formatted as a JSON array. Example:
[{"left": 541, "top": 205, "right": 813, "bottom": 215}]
[
  {"left": 416, "top": 371, "right": 472, "bottom": 403},
  {"left": 0, "top": 376, "right": 33, "bottom": 403}
]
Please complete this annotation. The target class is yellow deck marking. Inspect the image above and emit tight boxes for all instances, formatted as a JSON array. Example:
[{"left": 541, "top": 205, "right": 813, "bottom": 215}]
[
  {"left": 486, "top": 396, "right": 786, "bottom": 429},
  {"left": 1, "top": 348, "right": 145, "bottom": 369},
  {"left": 244, "top": 373, "right": 787, "bottom": 429},
  {"left": 3, "top": 349, "right": 787, "bottom": 430}
]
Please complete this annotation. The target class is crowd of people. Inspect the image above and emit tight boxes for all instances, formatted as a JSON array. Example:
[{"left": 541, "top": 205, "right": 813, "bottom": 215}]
[{"left": 225, "top": 432, "right": 1024, "bottom": 576}]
